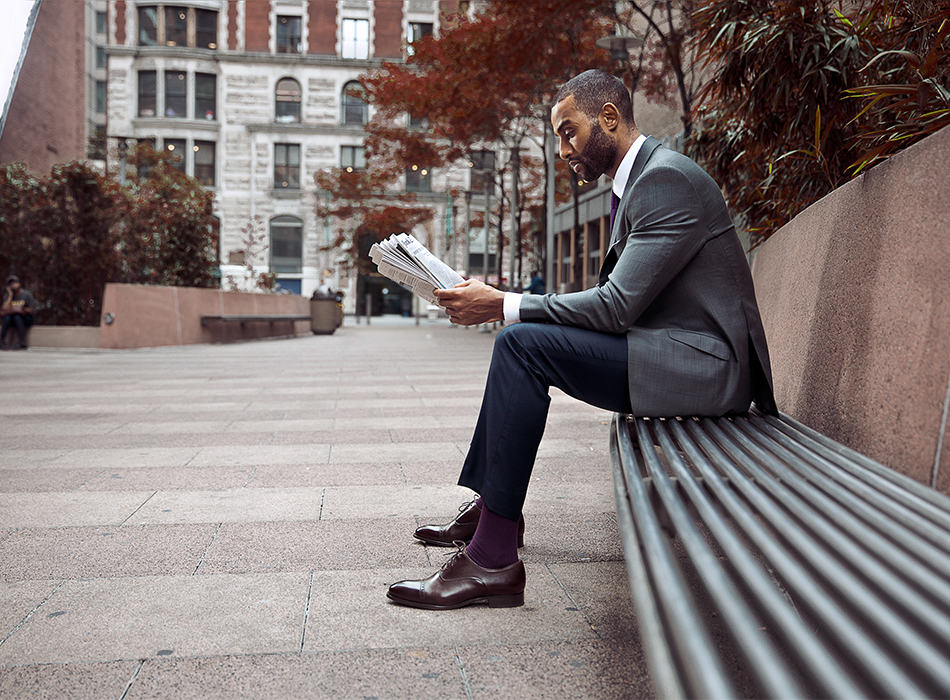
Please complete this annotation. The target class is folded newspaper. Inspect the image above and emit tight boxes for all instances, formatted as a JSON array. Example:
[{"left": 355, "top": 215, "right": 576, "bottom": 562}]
[{"left": 369, "top": 233, "right": 464, "bottom": 305}]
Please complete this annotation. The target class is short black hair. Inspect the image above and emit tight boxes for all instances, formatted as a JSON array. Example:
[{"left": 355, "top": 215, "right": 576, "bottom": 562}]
[{"left": 554, "top": 70, "right": 634, "bottom": 126}]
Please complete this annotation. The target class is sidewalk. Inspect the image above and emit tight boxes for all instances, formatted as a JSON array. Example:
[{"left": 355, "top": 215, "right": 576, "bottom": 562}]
[{"left": 0, "top": 318, "right": 650, "bottom": 699}]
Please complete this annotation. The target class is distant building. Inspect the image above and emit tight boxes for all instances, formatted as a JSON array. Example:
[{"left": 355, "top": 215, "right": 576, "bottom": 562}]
[{"left": 0, "top": 0, "right": 92, "bottom": 174}]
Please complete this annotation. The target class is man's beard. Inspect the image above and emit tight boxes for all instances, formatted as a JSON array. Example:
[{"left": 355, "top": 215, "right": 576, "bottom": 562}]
[{"left": 575, "top": 121, "right": 616, "bottom": 183}]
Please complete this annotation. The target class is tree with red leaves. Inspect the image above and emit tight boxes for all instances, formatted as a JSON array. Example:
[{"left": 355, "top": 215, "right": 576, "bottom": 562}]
[{"left": 317, "top": 0, "right": 616, "bottom": 286}]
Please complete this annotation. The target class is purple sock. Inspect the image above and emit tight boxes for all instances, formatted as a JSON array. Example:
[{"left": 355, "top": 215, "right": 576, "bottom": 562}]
[{"left": 467, "top": 502, "right": 519, "bottom": 569}]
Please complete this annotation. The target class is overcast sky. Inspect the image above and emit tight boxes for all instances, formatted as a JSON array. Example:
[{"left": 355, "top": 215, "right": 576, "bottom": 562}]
[{"left": 1, "top": 0, "right": 40, "bottom": 125}]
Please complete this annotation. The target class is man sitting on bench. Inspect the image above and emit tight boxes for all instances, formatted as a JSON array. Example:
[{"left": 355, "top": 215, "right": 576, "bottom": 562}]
[{"left": 386, "top": 69, "right": 777, "bottom": 611}]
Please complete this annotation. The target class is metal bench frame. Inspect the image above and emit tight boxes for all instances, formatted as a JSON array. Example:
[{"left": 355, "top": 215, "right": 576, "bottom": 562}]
[{"left": 610, "top": 410, "right": 950, "bottom": 698}]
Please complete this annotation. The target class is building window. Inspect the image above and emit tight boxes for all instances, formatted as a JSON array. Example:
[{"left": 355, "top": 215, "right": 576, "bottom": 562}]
[
  {"left": 406, "top": 165, "right": 431, "bottom": 192},
  {"left": 270, "top": 216, "right": 303, "bottom": 273},
  {"left": 164, "top": 138, "right": 187, "bottom": 172},
  {"left": 137, "top": 138, "right": 157, "bottom": 179},
  {"left": 137, "top": 5, "right": 217, "bottom": 50},
  {"left": 96, "top": 46, "right": 107, "bottom": 69},
  {"left": 95, "top": 80, "right": 107, "bottom": 114},
  {"left": 96, "top": 11, "right": 107, "bottom": 35},
  {"left": 342, "top": 145, "right": 365, "bottom": 172},
  {"left": 195, "top": 9, "right": 217, "bottom": 50},
  {"left": 195, "top": 73, "right": 216, "bottom": 120},
  {"left": 342, "top": 81, "right": 366, "bottom": 126},
  {"left": 164, "top": 6, "right": 187, "bottom": 46},
  {"left": 194, "top": 141, "right": 216, "bottom": 186},
  {"left": 588, "top": 234, "right": 601, "bottom": 277},
  {"left": 469, "top": 150, "right": 495, "bottom": 194},
  {"left": 138, "top": 70, "right": 157, "bottom": 117},
  {"left": 407, "top": 22, "right": 432, "bottom": 55},
  {"left": 274, "top": 143, "right": 301, "bottom": 189},
  {"left": 138, "top": 7, "right": 158, "bottom": 45},
  {"left": 275, "top": 78, "right": 301, "bottom": 123},
  {"left": 342, "top": 18, "right": 369, "bottom": 59},
  {"left": 165, "top": 70, "right": 187, "bottom": 117},
  {"left": 277, "top": 15, "right": 302, "bottom": 54}
]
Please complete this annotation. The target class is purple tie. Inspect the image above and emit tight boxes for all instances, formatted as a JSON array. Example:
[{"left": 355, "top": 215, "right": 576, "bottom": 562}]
[{"left": 610, "top": 192, "right": 620, "bottom": 230}]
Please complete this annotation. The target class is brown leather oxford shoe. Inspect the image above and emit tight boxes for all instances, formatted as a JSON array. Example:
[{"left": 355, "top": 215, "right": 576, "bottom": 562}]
[
  {"left": 413, "top": 499, "right": 525, "bottom": 547},
  {"left": 387, "top": 548, "right": 525, "bottom": 610}
]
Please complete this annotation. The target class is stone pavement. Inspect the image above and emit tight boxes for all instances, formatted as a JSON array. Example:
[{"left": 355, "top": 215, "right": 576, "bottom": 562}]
[{"left": 0, "top": 317, "right": 651, "bottom": 699}]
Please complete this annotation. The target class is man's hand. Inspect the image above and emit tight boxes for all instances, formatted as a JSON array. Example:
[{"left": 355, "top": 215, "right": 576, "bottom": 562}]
[{"left": 435, "top": 279, "right": 505, "bottom": 326}]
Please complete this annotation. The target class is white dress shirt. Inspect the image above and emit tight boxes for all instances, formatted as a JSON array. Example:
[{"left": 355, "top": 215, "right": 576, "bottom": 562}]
[{"left": 503, "top": 133, "right": 647, "bottom": 322}]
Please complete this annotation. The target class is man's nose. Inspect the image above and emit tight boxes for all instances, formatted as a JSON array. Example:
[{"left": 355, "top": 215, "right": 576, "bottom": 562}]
[{"left": 558, "top": 137, "right": 572, "bottom": 161}]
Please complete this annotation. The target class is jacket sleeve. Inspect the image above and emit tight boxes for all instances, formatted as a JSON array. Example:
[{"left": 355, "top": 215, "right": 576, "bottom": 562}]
[{"left": 520, "top": 164, "right": 712, "bottom": 334}]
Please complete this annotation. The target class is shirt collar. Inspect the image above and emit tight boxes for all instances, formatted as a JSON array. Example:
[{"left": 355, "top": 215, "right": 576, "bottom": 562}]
[{"left": 612, "top": 133, "right": 647, "bottom": 199}]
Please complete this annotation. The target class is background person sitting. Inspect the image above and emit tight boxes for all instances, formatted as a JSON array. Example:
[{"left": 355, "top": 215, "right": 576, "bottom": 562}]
[{"left": 1, "top": 276, "right": 35, "bottom": 350}]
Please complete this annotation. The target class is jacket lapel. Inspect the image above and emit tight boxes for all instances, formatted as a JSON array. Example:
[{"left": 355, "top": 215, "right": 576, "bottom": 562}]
[{"left": 600, "top": 137, "right": 663, "bottom": 284}]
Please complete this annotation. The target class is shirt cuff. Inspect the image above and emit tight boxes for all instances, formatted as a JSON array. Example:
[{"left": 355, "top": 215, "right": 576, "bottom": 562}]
[{"left": 503, "top": 292, "right": 522, "bottom": 323}]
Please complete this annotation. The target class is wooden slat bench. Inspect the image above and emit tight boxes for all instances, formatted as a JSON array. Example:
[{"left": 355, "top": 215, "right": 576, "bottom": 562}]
[{"left": 609, "top": 410, "right": 950, "bottom": 698}]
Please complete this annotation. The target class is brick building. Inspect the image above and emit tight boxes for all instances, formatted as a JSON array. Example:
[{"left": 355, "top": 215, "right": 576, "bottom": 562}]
[
  {"left": 103, "top": 0, "right": 488, "bottom": 312},
  {"left": 0, "top": 0, "right": 90, "bottom": 174}
]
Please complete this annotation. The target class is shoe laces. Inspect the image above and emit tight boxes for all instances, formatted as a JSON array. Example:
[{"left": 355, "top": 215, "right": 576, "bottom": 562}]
[
  {"left": 440, "top": 541, "right": 467, "bottom": 570},
  {"left": 457, "top": 498, "right": 477, "bottom": 515}
]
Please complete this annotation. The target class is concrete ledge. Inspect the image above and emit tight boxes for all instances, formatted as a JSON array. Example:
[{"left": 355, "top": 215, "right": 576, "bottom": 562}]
[
  {"left": 27, "top": 325, "right": 100, "bottom": 349},
  {"left": 98, "top": 284, "right": 311, "bottom": 350},
  {"left": 751, "top": 125, "right": 950, "bottom": 491}
]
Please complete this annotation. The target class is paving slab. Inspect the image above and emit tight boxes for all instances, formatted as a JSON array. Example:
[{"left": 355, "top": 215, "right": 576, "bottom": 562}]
[
  {"left": 130, "top": 487, "right": 325, "bottom": 525},
  {"left": 0, "top": 659, "right": 138, "bottom": 700},
  {"left": 124, "top": 648, "right": 467, "bottom": 700},
  {"left": 0, "top": 572, "right": 309, "bottom": 665},
  {"left": 197, "top": 518, "right": 430, "bottom": 574},
  {"left": 459, "top": 638, "right": 651, "bottom": 700},
  {"left": 0, "top": 491, "right": 155, "bottom": 528},
  {"left": 0, "top": 524, "right": 221, "bottom": 581}
]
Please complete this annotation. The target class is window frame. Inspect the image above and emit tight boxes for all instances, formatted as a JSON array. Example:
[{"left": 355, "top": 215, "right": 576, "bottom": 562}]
[
  {"left": 164, "top": 70, "right": 187, "bottom": 118},
  {"left": 341, "top": 145, "right": 366, "bottom": 172},
  {"left": 275, "top": 77, "right": 302, "bottom": 123},
  {"left": 138, "top": 70, "right": 157, "bottom": 117},
  {"left": 276, "top": 15, "right": 302, "bottom": 54},
  {"left": 194, "top": 72, "right": 216, "bottom": 120},
  {"left": 136, "top": 5, "right": 218, "bottom": 50},
  {"left": 406, "top": 164, "right": 431, "bottom": 192},
  {"left": 193, "top": 140, "right": 216, "bottom": 186},
  {"left": 274, "top": 143, "right": 301, "bottom": 190},
  {"left": 164, "top": 137, "right": 187, "bottom": 173},
  {"left": 342, "top": 81, "right": 367, "bottom": 126},
  {"left": 195, "top": 8, "right": 218, "bottom": 50},
  {"left": 163, "top": 6, "right": 188, "bottom": 47},
  {"left": 269, "top": 215, "right": 304, "bottom": 274},
  {"left": 341, "top": 18, "right": 369, "bottom": 59}
]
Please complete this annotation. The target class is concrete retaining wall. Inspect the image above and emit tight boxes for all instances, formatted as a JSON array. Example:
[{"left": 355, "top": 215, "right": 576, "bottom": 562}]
[
  {"left": 98, "top": 284, "right": 310, "bottom": 350},
  {"left": 28, "top": 326, "right": 101, "bottom": 349},
  {"left": 751, "top": 125, "right": 950, "bottom": 492}
]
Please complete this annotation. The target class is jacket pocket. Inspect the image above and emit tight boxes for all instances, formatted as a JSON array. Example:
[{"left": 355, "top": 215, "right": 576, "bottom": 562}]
[{"left": 667, "top": 329, "right": 732, "bottom": 361}]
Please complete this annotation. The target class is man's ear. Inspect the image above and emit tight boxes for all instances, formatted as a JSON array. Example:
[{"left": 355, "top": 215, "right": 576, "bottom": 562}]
[{"left": 601, "top": 102, "right": 621, "bottom": 132}]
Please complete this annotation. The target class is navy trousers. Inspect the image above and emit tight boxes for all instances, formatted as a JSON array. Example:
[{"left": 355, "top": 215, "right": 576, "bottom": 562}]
[{"left": 457, "top": 322, "right": 631, "bottom": 521}]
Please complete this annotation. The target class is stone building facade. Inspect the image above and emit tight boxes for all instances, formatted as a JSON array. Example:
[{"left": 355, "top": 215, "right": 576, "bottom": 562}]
[{"left": 104, "top": 0, "right": 482, "bottom": 313}]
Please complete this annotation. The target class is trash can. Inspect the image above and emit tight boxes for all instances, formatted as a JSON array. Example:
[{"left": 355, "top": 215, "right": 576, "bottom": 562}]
[{"left": 310, "top": 291, "right": 340, "bottom": 335}]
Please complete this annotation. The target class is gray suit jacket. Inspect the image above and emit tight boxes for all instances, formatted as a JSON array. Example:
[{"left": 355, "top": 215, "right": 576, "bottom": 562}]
[{"left": 520, "top": 137, "right": 777, "bottom": 417}]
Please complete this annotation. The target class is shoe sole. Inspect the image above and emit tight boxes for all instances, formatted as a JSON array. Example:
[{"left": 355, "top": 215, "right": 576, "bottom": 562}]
[
  {"left": 412, "top": 533, "right": 525, "bottom": 548},
  {"left": 386, "top": 591, "right": 524, "bottom": 610}
]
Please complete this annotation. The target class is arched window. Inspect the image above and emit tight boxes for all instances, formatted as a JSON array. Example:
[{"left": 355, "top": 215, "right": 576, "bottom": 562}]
[
  {"left": 275, "top": 78, "right": 301, "bottom": 123},
  {"left": 270, "top": 216, "right": 303, "bottom": 274},
  {"left": 342, "top": 81, "right": 367, "bottom": 126}
]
